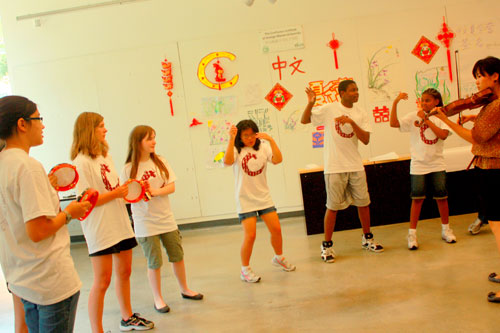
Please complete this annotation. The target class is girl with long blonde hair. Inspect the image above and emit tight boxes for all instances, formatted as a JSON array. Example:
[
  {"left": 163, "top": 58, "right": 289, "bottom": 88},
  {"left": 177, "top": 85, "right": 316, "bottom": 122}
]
[{"left": 72, "top": 112, "right": 154, "bottom": 332}]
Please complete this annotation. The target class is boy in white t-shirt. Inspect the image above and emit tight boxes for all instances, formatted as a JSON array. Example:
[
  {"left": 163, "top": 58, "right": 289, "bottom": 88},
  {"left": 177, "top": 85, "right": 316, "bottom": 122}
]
[
  {"left": 301, "top": 80, "right": 384, "bottom": 263},
  {"left": 390, "top": 88, "right": 456, "bottom": 249}
]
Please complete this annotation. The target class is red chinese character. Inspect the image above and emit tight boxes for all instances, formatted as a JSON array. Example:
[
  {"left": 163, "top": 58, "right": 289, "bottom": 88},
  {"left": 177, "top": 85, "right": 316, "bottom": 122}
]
[
  {"left": 308, "top": 77, "right": 352, "bottom": 107},
  {"left": 372, "top": 106, "right": 390, "bottom": 123},
  {"left": 289, "top": 57, "right": 305, "bottom": 75},
  {"left": 272, "top": 56, "right": 287, "bottom": 80}
]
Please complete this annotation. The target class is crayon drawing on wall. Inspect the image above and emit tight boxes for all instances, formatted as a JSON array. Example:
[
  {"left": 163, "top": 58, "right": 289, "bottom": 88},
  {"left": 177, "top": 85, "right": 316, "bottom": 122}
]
[
  {"left": 207, "top": 119, "right": 233, "bottom": 146},
  {"left": 207, "top": 145, "right": 226, "bottom": 169},
  {"left": 414, "top": 66, "right": 451, "bottom": 104},
  {"left": 247, "top": 107, "right": 273, "bottom": 133},
  {"left": 201, "top": 96, "right": 237, "bottom": 117},
  {"left": 365, "top": 43, "right": 404, "bottom": 102}
]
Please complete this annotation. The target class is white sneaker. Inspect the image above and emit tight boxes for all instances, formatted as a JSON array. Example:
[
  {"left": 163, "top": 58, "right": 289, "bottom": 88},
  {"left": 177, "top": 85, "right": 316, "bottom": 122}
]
[
  {"left": 442, "top": 228, "right": 457, "bottom": 243},
  {"left": 407, "top": 233, "right": 418, "bottom": 250},
  {"left": 321, "top": 241, "right": 336, "bottom": 263},
  {"left": 362, "top": 233, "right": 384, "bottom": 253},
  {"left": 272, "top": 256, "right": 296, "bottom": 272},
  {"left": 468, "top": 218, "right": 483, "bottom": 235},
  {"left": 240, "top": 268, "right": 261, "bottom": 283}
]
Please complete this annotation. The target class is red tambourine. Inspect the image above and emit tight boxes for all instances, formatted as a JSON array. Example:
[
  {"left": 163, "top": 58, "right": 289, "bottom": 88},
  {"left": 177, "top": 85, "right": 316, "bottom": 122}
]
[
  {"left": 77, "top": 188, "right": 99, "bottom": 221},
  {"left": 124, "top": 179, "right": 146, "bottom": 203},
  {"left": 49, "top": 163, "right": 79, "bottom": 191}
]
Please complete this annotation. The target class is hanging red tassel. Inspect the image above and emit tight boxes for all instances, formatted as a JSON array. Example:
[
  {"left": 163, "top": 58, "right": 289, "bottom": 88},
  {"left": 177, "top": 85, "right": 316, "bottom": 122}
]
[
  {"left": 327, "top": 33, "right": 342, "bottom": 70},
  {"left": 161, "top": 59, "right": 174, "bottom": 116}
]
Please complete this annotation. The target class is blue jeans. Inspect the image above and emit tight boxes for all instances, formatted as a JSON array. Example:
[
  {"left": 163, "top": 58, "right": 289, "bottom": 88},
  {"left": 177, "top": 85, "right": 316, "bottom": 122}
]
[{"left": 22, "top": 291, "right": 80, "bottom": 333}]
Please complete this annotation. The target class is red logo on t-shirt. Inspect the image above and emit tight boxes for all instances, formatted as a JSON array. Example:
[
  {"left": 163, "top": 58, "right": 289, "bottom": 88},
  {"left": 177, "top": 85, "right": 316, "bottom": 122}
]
[
  {"left": 241, "top": 153, "right": 264, "bottom": 177},
  {"left": 141, "top": 170, "right": 156, "bottom": 181},
  {"left": 335, "top": 121, "right": 354, "bottom": 138},
  {"left": 100, "top": 164, "right": 118, "bottom": 191},
  {"left": 419, "top": 124, "right": 438, "bottom": 145}
]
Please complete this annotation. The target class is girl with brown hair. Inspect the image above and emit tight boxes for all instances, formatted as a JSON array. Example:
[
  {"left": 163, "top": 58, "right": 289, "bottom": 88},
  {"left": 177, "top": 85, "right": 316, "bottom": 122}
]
[{"left": 120, "top": 125, "right": 202, "bottom": 314}]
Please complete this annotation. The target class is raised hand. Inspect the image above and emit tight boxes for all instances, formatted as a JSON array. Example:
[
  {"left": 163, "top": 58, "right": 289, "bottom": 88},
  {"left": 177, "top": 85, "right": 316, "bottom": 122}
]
[
  {"left": 255, "top": 132, "right": 273, "bottom": 141},
  {"left": 305, "top": 87, "right": 317, "bottom": 104},
  {"left": 395, "top": 92, "right": 408, "bottom": 102},
  {"left": 229, "top": 125, "right": 237, "bottom": 141}
]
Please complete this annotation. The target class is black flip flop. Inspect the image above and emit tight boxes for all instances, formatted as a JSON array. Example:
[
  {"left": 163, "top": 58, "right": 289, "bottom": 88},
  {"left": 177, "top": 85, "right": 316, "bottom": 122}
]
[
  {"left": 487, "top": 292, "right": 500, "bottom": 303},
  {"left": 488, "top": 272, "right": 500, "bottom": 283}
]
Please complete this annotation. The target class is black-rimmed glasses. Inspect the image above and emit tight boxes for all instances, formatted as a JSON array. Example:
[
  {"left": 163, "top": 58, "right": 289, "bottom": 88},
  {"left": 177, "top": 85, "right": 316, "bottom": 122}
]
[{"left": 24, "top": 117, "right": 43, "bottom": 122}]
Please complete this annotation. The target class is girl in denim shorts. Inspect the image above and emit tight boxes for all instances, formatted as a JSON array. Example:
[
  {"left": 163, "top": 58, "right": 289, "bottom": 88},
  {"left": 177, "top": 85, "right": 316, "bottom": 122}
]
[
  {"left": 390, "top": 88, "right": 456, "bottom": 250},
  {"left": 121, "top": 125, "right": 202, "bottom": 314},
  {"left": 224, "top": 119, "right": 295, "bottom": 283}
]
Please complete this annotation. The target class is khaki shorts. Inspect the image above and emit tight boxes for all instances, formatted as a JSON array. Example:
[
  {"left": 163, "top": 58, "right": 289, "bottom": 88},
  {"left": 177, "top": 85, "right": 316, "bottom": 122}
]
[
  {"left": 137, "top": 230, "right": 184, "bottom": 269},
  {"left": 325, "top": 171, "right": 371, "bottom": 211}
]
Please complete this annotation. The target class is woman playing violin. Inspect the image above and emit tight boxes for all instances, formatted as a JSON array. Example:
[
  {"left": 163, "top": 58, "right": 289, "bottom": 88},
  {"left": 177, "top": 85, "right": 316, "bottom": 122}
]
[{"left": 434, "top": 56, "right": 500, "bottom": 303}]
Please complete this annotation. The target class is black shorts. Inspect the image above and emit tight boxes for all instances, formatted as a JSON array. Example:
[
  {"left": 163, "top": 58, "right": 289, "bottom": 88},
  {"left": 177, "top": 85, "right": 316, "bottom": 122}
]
[
  {"left": 476, "top": 167, "right": 500, "bottom": 221},
  {"left": 89, "top": 237, "right": 138, "bottom": 257}
]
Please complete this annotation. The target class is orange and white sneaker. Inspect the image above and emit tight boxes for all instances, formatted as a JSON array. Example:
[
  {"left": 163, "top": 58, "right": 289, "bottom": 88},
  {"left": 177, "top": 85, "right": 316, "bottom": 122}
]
[
  {"left": 241, "top": 267, "right": 261, "bottom": 283},
  {"left": 271, "top": 255, "right": 296, "bottom": 272}
]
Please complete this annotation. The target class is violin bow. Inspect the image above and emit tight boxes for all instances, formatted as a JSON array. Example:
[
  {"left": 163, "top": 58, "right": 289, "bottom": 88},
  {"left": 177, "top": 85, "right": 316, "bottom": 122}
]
[{"left": 454, "top": 50, "right": 463, "bottom": 124}]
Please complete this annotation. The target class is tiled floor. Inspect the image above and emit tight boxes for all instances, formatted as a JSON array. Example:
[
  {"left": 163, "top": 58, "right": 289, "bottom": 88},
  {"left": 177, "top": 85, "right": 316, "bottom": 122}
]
[{"left": 2, "top": 213, "right": 499, "bottom": 332}]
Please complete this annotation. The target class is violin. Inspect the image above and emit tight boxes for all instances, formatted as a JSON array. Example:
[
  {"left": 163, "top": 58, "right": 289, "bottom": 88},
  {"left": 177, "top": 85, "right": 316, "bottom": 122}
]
[{"left": 414, "top": 87, "right": 496, "bottom": 127}]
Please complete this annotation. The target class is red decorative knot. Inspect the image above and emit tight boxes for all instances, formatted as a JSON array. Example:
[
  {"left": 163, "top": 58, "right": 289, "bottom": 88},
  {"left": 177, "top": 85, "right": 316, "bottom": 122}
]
[
  {"left": 419, "top": 124, "right": 438, "bottom": 145},
  {"left": 328, "top": 39, "right": 340, "bottom": 50},
  {"left": 100, "top": 164, "right": 118, "bottom": 191},
  {"left": 437, "top": 20, "right": 455, "bottom": 48},
  {"left": 335, "top": 121, "right": 354, "bottom": 138},
  {"left": 241, "top": 153, "right": 264, "bottom": 177}
]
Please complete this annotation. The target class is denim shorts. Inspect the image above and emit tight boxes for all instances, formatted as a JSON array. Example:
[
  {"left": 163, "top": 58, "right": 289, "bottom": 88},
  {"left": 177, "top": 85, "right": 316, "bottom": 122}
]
[
  {"left": 410, "top": 171, "right": 447, "bottom": 199},
  {"left": 238, "top": 206, "right": 277, "bottom": 222},
  {"left": 137, "top": 230, "right": 184, "bottom": 269},
  {"left": 89, "top": 237, "right": 138, "bottom": 257}
]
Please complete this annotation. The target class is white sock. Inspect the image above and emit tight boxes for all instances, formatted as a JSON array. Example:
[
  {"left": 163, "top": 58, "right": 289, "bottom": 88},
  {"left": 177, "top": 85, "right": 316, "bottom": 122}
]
[
  {"left": 409, "top": 228, "right": 417, "bottom": 235},
  {"left": 242, "top": 265, "right": 251, "bottom": 272},
  {"left": 274, "top": 254, "right": 284, "bottom": 261},
  {"left": 442, "top": 224, "right": 450, "bottom": 231}
]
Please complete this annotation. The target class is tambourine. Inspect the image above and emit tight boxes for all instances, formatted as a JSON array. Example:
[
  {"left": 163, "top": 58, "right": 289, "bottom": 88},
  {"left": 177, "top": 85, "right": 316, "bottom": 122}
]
[
  {"left": 124, "top": 179, "right": 151, "bottom": 203},
  {"left": 77, "top": 188, "right": 99, "bottom": 221},
  {"left": 49, "top": 163, "right": 79, "bottom": 191}
]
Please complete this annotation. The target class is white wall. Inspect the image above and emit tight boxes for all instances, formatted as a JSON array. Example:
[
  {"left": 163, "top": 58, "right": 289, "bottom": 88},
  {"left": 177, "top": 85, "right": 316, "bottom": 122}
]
[{"left": 0, "top": 0, "right": 497, "bottom": 224}]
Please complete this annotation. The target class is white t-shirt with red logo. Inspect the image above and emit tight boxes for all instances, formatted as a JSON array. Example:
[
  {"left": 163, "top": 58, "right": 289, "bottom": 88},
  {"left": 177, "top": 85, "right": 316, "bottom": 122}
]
[
  {"left": 73, "top": 153, "right": 135, "bottom": 254},
  {"left": 231, "top": 141, "right": 274, "bottom": 214},
  {"left": 399, "top": 112, "right": 451, "bottom": 175},
  {"left": 120, "top": 157, "right": 177, "bottom": 238},
  {"left": 0, "top": 148, "right": 81, "bottom": 305},
  {"left": 312, "top": 102, "right": 373, "bottom": 174}
]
